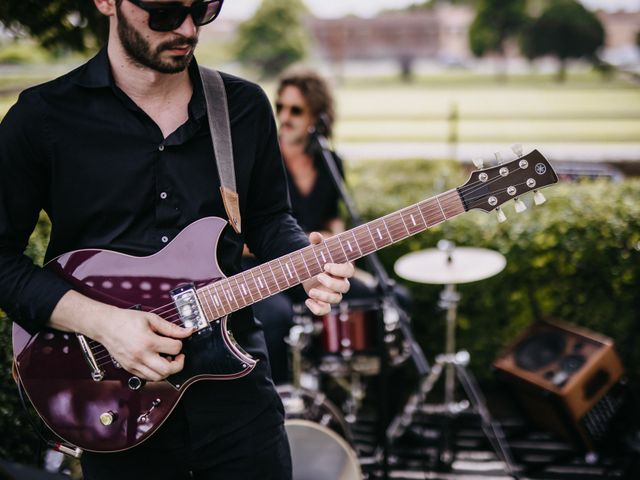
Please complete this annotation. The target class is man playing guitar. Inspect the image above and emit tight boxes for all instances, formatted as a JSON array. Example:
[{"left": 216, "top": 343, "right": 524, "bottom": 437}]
[{"left": 0, "top": 1, "right": 353, "bottom": 478}]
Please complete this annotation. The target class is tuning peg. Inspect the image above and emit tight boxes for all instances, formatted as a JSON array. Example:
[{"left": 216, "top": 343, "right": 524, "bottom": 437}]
[
  {"left": 494, "top": 152, "right": 503, "bottom": 164},
  {"left": 496, "top": 207, "right": 507, "bottom": 223},
  {"left": 511, "top": 143, "right": 524, "bottom": 157},
  {"left": 534, "top": 190, "right": 546, "bottom": 205},
  {"left": 472, "top": 158, "right": 484, "bottom": 169},
  {"left": 514, "top": 198, "right": 527, "bottom": 213}
]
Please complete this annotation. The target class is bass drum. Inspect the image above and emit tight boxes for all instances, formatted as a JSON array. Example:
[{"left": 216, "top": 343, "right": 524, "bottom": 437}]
[{"left": 277, "top": 385, "right": 362, "bottom": 480}]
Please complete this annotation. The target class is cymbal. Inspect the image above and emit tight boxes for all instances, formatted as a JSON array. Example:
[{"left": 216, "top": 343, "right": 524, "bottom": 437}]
[{"left": 394, "top": 247, "right": 506, "bottom": 285}]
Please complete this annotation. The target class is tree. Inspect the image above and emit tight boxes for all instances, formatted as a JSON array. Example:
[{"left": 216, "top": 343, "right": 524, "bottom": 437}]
[
  {"left": 523, "top": 0, "right": 605, "bottom": 82},
  {"left": 468, "top": 0, "right": 529, "bottom": 79},
  {"left": 0, "top": 1, "right": 106, "bottom": 52},
  {"left": 233, "top": 0, "right": 308, "bottom": 78}
]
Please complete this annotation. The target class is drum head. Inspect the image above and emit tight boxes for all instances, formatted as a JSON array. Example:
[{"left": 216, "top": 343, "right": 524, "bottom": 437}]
[{"left": 286, "top": 420, "right": 362, "bottom": 480}]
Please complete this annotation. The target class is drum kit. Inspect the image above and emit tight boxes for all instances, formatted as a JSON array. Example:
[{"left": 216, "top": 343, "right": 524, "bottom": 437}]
[{"left": 277, "top": 240, "right": 520, "bottom": 479}]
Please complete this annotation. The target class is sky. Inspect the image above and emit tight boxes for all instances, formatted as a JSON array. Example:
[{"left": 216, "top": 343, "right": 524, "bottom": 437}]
[{"left": 221, "top": 0, "right": 640, "bottom": 20}]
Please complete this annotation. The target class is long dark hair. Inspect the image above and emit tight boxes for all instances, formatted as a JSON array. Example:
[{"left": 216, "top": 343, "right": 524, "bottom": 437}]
[{"left": 277, "top": 67, "right": 336, "bottom": 139}]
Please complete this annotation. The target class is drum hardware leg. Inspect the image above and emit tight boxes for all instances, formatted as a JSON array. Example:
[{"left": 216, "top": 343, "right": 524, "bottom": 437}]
[
  {"left": 385, "top": 351, "right": 521, "bottom": 479},
  {"left": 285, "top": 321, "right": 314, "bottom": 391},
  {"left": 453, "top": 356, "right": 521, "bottom": 480},
  {"left": 386, "top": 358, "right": 444, "bottom": 443},
  {"left": 340, "top": 369, "right": 365, "bottom": 424}
]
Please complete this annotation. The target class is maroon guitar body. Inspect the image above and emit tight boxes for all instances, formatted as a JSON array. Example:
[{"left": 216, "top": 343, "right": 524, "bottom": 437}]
[
  {"left": 12, "top": 217, "right": 257, "bottom": 453},
  {"left": 11, "top": 149, "right": 558, "bottom": 453}
]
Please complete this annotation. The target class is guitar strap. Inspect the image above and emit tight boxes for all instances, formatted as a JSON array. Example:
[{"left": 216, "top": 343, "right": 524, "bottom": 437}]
[{"left": 199, "top": 67, "right": 242, "bottom": 234}]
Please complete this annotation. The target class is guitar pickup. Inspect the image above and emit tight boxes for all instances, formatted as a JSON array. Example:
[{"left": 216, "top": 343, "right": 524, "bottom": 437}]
[{"left": 171, "top": 283, "right": 208, "bottom": 330}]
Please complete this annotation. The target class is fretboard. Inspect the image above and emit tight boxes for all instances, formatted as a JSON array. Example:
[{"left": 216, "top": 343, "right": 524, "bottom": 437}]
[{"left": 195, "top": 189, "right": 465, "bottom": 321}]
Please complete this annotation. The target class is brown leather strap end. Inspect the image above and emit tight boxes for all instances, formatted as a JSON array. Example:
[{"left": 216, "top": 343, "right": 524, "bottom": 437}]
[{"left": 220, "top": 186, "right": 241, "bottom": 234}]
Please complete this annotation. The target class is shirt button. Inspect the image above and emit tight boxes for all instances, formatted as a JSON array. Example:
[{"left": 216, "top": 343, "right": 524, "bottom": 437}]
[
  {"left": 160, "top": 192, "right": 168, "bottom": 200},
  {"left": 158, "top": 144, "right": 165, "bottom": 152},
  {"left": 161, "top": 236, "right": 169, "bottom": 243}
]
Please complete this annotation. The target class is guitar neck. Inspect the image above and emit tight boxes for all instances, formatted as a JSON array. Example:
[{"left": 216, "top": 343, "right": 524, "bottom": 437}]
[{"left": 195, "top": 189, "right": 465, "bottom": 321}]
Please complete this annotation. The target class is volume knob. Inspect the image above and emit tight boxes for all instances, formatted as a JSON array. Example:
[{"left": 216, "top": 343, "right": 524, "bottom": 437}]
[{"left": 100, "top": 411, "right": 117, "bottom": 426}]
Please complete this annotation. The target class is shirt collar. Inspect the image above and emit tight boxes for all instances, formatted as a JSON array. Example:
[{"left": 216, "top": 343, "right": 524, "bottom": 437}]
[
  {"left": 75, "top": 47, "right": 206, "bottom": 120},
  {"left": 187, "top": 58, "right": 207, "bottom": 121},
  {"left": 75, "top": 47, "right": 112, "bottom": 89}
]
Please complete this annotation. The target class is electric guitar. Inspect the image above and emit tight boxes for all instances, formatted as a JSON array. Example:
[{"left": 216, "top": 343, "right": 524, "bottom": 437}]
[{"left": 12, "top": 148, "right": 558, "bottom": 453}]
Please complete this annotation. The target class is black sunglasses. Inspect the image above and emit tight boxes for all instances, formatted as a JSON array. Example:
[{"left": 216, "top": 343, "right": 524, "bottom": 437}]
[
  {"left": 275, "top": 103, "right": 305, "bottom": 117},
  {"left": 126, "top": 0, "right": 224, "bottom": 32}
]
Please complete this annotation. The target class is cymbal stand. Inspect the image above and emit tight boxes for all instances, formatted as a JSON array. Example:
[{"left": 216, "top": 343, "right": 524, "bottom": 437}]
[{"left": 385, "top": 282, "right": 520, "bottom": 478}]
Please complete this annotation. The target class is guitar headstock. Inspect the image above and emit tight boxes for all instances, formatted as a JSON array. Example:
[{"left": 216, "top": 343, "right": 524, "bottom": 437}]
[{"left": 458, "top": 149, "right": 558, "bottom": 219}]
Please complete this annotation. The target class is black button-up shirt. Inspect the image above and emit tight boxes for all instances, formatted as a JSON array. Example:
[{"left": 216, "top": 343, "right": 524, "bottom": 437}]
[
  {"left": 0, "top": 48, "right": 308, "bottom": 335},
  {"left": 0, "top": 49, "right": 310, "bottom": 448}
]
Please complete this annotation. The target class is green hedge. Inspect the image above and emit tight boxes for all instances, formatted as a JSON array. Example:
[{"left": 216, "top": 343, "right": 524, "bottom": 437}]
[
  {"left": 1, "top": 159, "right": 639, "bottom": 465},
  {"left": 348, "top": 159, "right": 640, "bottom": 382}
]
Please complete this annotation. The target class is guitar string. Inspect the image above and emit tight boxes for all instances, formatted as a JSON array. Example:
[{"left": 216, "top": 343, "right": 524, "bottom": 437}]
[
  {"left": 93, "top": 185, "right": 535, "bottom": 366},
  {"left": 89, "top": 168, "right": 537, "bottom": 360},
  {"left": 89, "top": 174, "right": 529, "bottom": 362},
  {"left": 89, "top": 173, "right": 532, "bottom": 362},
  {"left": 149, "top": 170, "right": 527, "bottom": 323},
  {"left": 92, "top": 165, "right": 529, "bottom": 328}
]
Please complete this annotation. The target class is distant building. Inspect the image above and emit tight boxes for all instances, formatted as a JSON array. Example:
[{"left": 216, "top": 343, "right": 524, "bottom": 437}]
[
  {"left": 304, "top": 4, "right": 640, "bottom": 71},
  {"left": 596, "top": 9, "right": 640, "bottom": 66},
  {"left": 306, "top": 4, "right": 472, "bottom": 70}
]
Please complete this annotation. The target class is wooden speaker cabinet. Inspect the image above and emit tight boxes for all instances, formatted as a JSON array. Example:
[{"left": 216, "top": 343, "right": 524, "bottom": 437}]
[{"left": 493, "top": 320, "right": 625, "bottom": 450}]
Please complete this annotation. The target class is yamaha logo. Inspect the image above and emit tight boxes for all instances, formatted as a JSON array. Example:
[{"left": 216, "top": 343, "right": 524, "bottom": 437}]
[{"left": 535, "top": 163, "right": 547, "bottom": 175}]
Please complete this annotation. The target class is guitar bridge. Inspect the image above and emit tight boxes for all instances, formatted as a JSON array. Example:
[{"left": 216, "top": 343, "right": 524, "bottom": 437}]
[
  {"left": 171, "top": 283, "right": 208, "bottom": 330},
  {"left": 76, "top": 333, "right": 104, "bottom": 381}
]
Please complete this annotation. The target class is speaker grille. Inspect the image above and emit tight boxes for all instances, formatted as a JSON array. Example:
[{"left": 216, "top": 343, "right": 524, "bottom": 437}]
[
  {"left": 514, "top": 331, "right": 566, "bottom": 371},
  {"left": 581, "top": 389, "right": 625, "bottom": 441}
]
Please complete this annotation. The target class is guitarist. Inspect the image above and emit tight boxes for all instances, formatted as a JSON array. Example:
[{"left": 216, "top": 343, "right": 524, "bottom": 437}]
[
  {"left": 249, "top": 68, "right": 411, "bottom": 385},
  {"left": 246, "top": 67, "right": 379, "bottom": 384},
  {"left": 0, "top": 1, "right": 353, "bottom": 479}
]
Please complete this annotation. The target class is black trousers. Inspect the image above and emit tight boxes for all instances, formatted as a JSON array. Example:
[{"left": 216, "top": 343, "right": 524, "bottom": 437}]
[
  {"left": 80, "top": 404, "right": 292, "bottom": 480},
  {"left": 80, "top": 325, "right": 292, "bottom": 480}
]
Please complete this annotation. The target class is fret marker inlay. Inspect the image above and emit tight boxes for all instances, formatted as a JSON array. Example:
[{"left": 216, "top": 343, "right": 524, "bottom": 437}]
[
  {"left": 193, "top": 188, "right": 466, "bottom": 321},
  {"left": 435, "top": 196, "right": 446, "bottom": 218}
]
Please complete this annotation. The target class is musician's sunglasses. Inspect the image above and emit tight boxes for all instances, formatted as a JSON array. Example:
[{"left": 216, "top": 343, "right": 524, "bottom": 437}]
[
  {"left": 275, "top": 103, "right": 306, "bottom": 116},
  {"left": 126, "top": 0, "right": 224, "bottom": 32}
]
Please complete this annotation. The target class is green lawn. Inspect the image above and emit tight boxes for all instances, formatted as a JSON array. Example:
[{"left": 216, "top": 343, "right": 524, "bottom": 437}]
[
  {"left": 2, "top": 68, "right": 639, "bottom": 144},
  {"left": 330, "top": 76, "right": 640, "bottom": 143}
]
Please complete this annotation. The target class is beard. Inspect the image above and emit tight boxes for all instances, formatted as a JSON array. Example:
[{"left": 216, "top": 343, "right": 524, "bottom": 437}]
[
  {"left": 116, "top": 6, "right": 198, "bottom": 74},
  {"left": 278, "top": 122, "right": 311, "bottom": 147}
]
